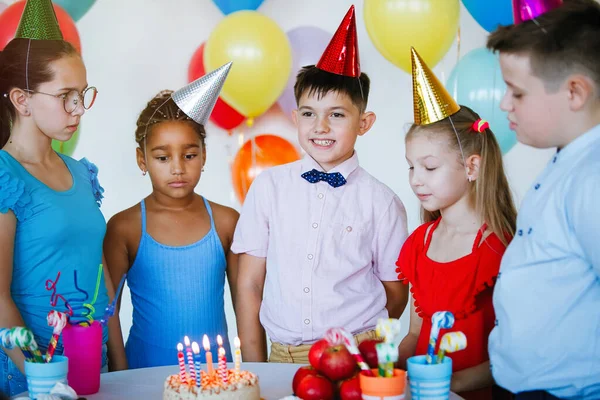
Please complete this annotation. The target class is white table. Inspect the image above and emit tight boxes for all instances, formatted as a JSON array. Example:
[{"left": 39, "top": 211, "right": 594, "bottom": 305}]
[{"left": 15, "top": 362, "right": 463, "bottom": 399}]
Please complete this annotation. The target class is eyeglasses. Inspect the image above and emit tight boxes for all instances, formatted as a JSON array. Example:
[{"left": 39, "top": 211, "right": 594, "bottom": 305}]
[{"left": 25, "top": 86, "right": 98, "bottom": 114}]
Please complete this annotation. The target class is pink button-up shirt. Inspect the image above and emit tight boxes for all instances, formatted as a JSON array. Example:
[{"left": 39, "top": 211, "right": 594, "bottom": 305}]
[{"left": 232, "top": 152, "right": 408, "bottom": 345}]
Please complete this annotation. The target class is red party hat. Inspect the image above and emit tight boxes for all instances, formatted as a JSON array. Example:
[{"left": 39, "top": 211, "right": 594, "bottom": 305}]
[{"left": 316, "top": 5, "right": 360, "bottom": 77}]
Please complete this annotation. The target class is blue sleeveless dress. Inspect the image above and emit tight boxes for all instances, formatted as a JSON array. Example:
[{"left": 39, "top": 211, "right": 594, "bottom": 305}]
[
  {"left": 0, "top": 150, "right": 109, "bottom": 396},
  {"left": 125, "top": 197, "right": 232, "bottom": 369}
]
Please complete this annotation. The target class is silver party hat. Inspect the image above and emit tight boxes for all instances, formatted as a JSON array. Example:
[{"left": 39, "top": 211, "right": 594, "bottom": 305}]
[{"left": 172, "top": 61, "right": 232, "bottom": 126}]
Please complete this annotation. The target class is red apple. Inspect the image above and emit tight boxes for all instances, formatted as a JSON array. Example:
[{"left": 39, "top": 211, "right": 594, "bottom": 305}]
[
  {"left": 358, "top": 338, "right": 383, "bottom": 369},
  {"left": 308, "top": 339, "right": 330, "bottom": 370},
  {"left": 296, "top": 374, "right": 335, "bottom": 400},
  {"left": 292, "top": 366, "right": 319, "bottom": 394},
  {"left": 339, "top": 374, "right": 362, "bottom": 400},
  {"left": 319, "top": 345, "right": 357, "bottom": 381}
]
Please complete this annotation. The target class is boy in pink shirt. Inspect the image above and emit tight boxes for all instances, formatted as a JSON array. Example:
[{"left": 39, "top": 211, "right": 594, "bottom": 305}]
[{"left": 232, "top": 6, "right": 409, "bottom": 363}]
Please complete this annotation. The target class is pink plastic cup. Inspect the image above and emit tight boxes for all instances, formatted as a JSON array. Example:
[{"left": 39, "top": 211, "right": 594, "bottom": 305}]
[{"left": 62, "top": 321, "right": 102, "bottom": 395}]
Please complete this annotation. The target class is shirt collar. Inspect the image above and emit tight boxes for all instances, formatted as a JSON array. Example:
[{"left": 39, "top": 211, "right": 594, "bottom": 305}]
[
  {"left": 300, "top": 151, "right": 360, "bottom": 179},
  {"left": 555, "top": 123, "right": 600, "bottom": 164}
]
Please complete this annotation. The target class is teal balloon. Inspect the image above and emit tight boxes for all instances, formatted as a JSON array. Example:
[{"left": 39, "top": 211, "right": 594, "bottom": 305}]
[
  {"left": 461, "top": 0, "right": 513, "bottom": 32},
  {"left": 446, "top": 47, "right": 516, "bottom": 155},
  {"left": 52, "top": 0, "right": 96, "bottom": 21},
  {"left": 52, "top": 126, "right": 80, "bottom": 156},
  {"left": 212, "top": 0, "right": 264, "bottom": 15}
]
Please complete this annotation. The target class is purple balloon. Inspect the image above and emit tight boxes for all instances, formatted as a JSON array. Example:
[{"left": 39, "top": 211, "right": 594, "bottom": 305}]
[{"left": 278, "top": 26, "right": 331, "bottom": 119}]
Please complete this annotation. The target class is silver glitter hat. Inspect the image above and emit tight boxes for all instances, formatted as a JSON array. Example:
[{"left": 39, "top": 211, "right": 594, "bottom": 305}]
[{"left": 172, "top": 61, "right": 232, "bottom": 126}]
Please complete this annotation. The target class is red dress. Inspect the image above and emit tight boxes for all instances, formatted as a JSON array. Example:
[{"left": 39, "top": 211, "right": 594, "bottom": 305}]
[{"left": 396, "top": 218, "right": 508, "bottom": 400}]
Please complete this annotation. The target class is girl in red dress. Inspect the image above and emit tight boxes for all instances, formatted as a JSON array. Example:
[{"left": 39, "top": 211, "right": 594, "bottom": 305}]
[{"left": 396, "top": 58, "right": 517, "bottom": 399}]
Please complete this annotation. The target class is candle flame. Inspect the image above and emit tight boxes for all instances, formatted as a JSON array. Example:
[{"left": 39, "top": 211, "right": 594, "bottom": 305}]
[
  {"left": 203, "top": 334, "right": 210, "bottom": 351},
  {"left": 192, "top": 341, "right": 200, "bottom": 354},
  {"left": 234, "top": 337, "right": 240, "bottom": 349},
  {"left": 219, "top": 347, "right": 226, "bottom": 356},
  {"left": 177, "top": 343, "right": 183, "bottom": 352},
  {"left": 184, "top": 335, "right": 191, "bottom": 346},
  {"left": 217, "top": 335, "right": 223, "bottom": 346}
]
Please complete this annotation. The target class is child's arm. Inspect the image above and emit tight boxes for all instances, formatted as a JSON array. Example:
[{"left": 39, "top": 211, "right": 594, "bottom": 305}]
[
  {"left": 103, "top": 216, "right": 130, "bottom": 371},
  {"left": 0, "top": 211, "right": 27, "bottom": 374},
  {"left": 214, "top": 204, "right": 240, "bottom": 310},
  {"left": 235, "top": 253, "right": 267, "bottom": 362},
  {"left": 451, "top": 361, "right": 493, "bottom": 393},
  {"left": 397, "top": 293, "right": 422, "bottom": 369},
  {"left": 382, "top": 281, "right": 409, "bottom": 318}
]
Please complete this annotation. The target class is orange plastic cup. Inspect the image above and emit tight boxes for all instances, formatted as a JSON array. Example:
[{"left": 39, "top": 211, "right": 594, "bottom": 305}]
[{"left": 359, "top": 368, "right": 407, "bottom": 399}]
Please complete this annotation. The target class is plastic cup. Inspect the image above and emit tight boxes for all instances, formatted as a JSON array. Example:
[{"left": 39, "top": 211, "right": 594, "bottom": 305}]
[
  {"left": 406, "top": 355, "right": 452, "bottom": 400},
  {"left": 62, "top": 321, "right": 102, "bottom": 395},
  {"left": 24, "top": 355, "right": 68, "bottom": 399},
  {"left": 359, "top": 368, "right": 407, "bottom": 399}
]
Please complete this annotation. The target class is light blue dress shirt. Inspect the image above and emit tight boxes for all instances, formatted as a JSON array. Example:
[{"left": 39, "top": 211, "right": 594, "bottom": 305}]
[{"left": 489, "top": 125, "right": 600, "bottom": 399}]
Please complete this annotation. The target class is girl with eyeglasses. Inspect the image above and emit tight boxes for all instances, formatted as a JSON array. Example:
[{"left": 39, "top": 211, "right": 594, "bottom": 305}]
[{"left": 0, "top": 6, "right": 127, "bottom": 396}]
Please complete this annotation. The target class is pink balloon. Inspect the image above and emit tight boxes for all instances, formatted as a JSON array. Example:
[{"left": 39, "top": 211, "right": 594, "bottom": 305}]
[{"left": 277, "top": 26, "right": 330, "bottom": 119}]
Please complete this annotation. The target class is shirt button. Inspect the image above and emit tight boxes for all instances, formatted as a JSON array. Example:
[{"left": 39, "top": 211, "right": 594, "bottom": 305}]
[
  {"left": 304, "top": 319, "right": 310, "bottom": 325},
  {"left": 495, "top": 319, "right": 498, "bottom": 326},
  {"left": 553, "top": 156, "right": 557, "bottom": 163},
  {"left": 307, "top": 254, "right": 314, "bottom": 260},
  {"left": 7, "top": 374, "right": 12, "bottom": 380},
  {"left": 312, "top": 223, "right": 318, "bottom": 229},
  {"left": 518, "top": 229, "right": 523, "bottom": 236},
  {"left": 528, "top": 227, "right": 533, "bottom": 234},
  {"left": 304, "top": 287, "right": 310, "bottom": 293},
  {"left": 346, "top": 226, "right": 352, "bottom": 232},
  {"left": 534, "top": 183, "right": 541, "bottom": 190},
  {"left": 318, "top": 193, "right": 324, "bottom": 199}
]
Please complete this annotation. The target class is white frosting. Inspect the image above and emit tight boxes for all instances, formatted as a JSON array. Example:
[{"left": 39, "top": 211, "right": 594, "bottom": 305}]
[{"left": 163, "top": 370, "right": 260, "bottom": 400}]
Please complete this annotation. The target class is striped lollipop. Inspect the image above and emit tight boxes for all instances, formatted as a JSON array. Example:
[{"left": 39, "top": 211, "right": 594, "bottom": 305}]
[
  {"left": 46, "top": 310, "right": 68, "bottom": 363},
  {"left": 325, "top": 327, "right": 374, "bottom": 376},
  {"left": 0, "top": 327, "right": 44, "bottom": 363},
  {"left": 436, "top": 331, "right": 467, "bottom": 364},
  {"left": 427, "top": 311, "right": 455, "bottom": 364}
]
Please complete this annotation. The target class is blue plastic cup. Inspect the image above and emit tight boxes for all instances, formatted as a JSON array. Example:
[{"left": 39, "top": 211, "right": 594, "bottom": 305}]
[
  {"left": 407, "top": 355, "right": 452, "bottom": 400},
  {"left": 24, "top": 355, "right": 68, "bottom": 399}
]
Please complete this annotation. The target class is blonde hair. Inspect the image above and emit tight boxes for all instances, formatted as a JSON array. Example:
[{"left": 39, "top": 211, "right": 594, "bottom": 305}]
[{"left": 406, "top": 105, "right": 517, "bottom": 245}]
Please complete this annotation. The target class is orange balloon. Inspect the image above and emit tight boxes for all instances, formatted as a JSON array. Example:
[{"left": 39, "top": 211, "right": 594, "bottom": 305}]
[{"left": 232, "top": 134, "right": 301, "bottom": 203}]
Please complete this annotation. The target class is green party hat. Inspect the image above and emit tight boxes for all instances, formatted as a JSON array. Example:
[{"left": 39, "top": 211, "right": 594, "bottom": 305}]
[{"left": 15, "top": 0, "right": 63, "bottom": 40}]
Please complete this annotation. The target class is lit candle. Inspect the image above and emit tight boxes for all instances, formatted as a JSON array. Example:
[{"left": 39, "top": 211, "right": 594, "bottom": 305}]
[
  {"left": 177, "top": 343, "right": 187, "bottom": 384},
  {"left": 192, "top": 342, "right": 201, "bottom": 388},
  {"left": 218, "top": 347, "right": 228, "bottom": 384},
  {"left": 203, "top": 335, "right": 214, "bottom": 375},
  {"left": 184, "top": 336, "right": 196, "bottom": 384},
  {"left": 234, "top": 337, "right": 241, "bottom": 376}
]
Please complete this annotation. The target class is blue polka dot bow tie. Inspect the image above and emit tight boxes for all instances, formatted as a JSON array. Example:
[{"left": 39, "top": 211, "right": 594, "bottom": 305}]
[{"left": 301, "top": 169, "right": 347, "bottom": 188}]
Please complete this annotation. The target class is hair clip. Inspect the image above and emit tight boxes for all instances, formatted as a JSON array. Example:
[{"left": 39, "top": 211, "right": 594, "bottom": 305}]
[
  {"left": 2, "top": 93, "right": 7, "bottom": 98},
  {"left": 472, "top": 119, "right": 489, "bottom": 133}
]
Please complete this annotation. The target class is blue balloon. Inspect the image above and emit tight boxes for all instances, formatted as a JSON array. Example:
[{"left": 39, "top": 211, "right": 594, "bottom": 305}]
[
  {"left": 446, "top": 47, "right": 516, "bottom": 155},
  {"left": 461, "top": 0, "right": 513, "bottom": 32},
  {"left": 52, "top": 0, "right": 96, "bottom": 22},
  {"left": 212, "top": 0, "right": 264, "bottom": 15}
]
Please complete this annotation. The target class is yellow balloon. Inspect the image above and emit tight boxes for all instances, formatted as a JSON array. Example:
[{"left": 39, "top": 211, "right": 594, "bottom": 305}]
[
  {"left": 204, "top": 11, "right": 292, "bottom": 118},
  {"left": 364, "top": 0, "right": 460, "bottom": 73}
]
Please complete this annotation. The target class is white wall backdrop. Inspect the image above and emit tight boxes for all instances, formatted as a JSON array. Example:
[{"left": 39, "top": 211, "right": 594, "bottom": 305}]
[{"left": 20, "top": 0, "right": 556, "bottom": 349}]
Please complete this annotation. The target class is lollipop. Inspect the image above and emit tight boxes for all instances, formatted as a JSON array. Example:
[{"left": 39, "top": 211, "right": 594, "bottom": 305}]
[
  {"left": 427, "top": 311, "right": 455, "bottom": 364},
  {"left": 436, "top": 331, "right": 467, "bottom": 363},
  {"left": 325, "top": 327, "right": 374, "bottom": 376},
  {"left": 46, "top": 310, "right": 68, "bottom": 363}
]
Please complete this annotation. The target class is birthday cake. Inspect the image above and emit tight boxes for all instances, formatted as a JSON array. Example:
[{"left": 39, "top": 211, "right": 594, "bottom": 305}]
[{"left": 163, "top": 369, "right": 260, "bottom": 400}]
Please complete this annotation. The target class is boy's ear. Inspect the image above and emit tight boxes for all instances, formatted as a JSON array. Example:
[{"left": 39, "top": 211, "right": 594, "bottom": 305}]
[
  {"left": 291, "top": 108, "right": 299, "bottom": 127},
  {"left": 358, "top": 111, "right": 376, "bottom": 136},
  {"left": 136, "top": 147, "right": 147, "bottom": 174},
  {"left": 566, "top": 74, "right": 595, "bottom": 112}
]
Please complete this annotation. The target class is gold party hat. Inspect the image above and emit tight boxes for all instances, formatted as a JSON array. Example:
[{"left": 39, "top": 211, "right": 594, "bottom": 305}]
[
  {"left": 15, "top": 0, "right": 63, "bottom": 40},
  {"left": 172, "top": 62, "right": 232, "bottom": 126},
  {"left": 411, "top": 47, "right": 460, "bottom": 125}
]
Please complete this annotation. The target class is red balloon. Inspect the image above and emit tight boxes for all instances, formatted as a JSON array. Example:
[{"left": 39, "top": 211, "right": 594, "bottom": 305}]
[
  {"left": 0, "top": 1, "right": 81, "bottom": 53},
  {"left": 188, "top": 42, "right": 245, "bottom": 130},
  {"left": 231, "top": 134, "right": 301, "bottom": 203}
]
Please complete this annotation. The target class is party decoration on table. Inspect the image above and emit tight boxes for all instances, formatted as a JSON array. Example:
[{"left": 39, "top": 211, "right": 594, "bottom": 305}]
[
  {"left": 446, "top": 47, "right": 517, "bottom": 154},
  {"left": 203, "top": 334, "right": 214, "bottom": 375},
  {"left": 188, "top": 42, "right": 244, "bottom": 131},
  {"left": 317, "top": 5, "right": 359, "bottom": 77},
  {"left": 364, "top": 0, "right": 459, "bottom": 74},
  {"left": 52, "top": 126, "right": 80, "bottom": 157},
  {"left": 174, "top": 62, "right": 232, "bottom": 126},
  {"left": 45, "top": 310, "right": 67, "bottom": 363},
  {"left": 277, "top": 26, "right": 330, "bottom": 119},
  {"left": 411, "top": 47, "right": 460, "bottom": 126},
  {"left": 426, "top": 311, "right": 455, "bottom": 364},
  {"left": 99, "top": 272, "right": 127, "bottom": 326},
  {"left": 45, "top": 271, "right": 74, "bottom": 316},
  {"left": 231, "top": 134, "right": 301, "bottom": 203},
  {"left": 69, "top": 269, "right": 93, "bottom": 325},
  {"left": 204, "top": 11, "right": 292, "bottom": 119},
  {"left": 375, "top": 318, "right": 402, "bottom": 377},
  {"left": 76, "top": 263, "right": 104, "bottom": 326},
  {"left": 462, "top": 0, "right": 513, "bottom": 32},
  {"left": 513, "top": 0, "right": 563, "bottom": 24},
  {"left": 0, "top": 0, "right": 81, "bottom": 52},
  {"left": 325, "top": 327, "right": 374, "bottom": 376},
  {"left": 0, "top": 327, "right": 44, "bottom": 363},
  {"left": 52, "top": 0, "right": 96, "bottom": 22},
  {"left": 212, "top": 0, "right": 264, "bottom": 15},
  {"left": 436, "top": 331, "right": 467, "bottom": 363}
]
